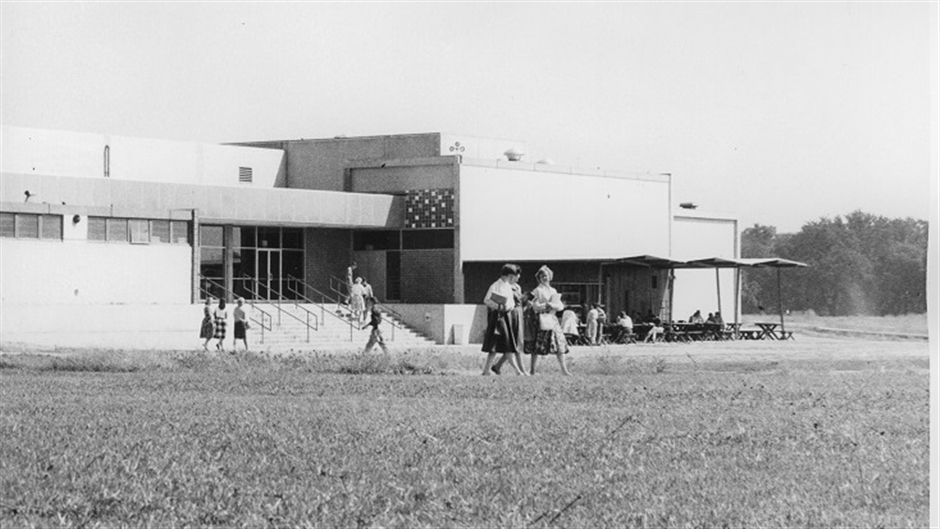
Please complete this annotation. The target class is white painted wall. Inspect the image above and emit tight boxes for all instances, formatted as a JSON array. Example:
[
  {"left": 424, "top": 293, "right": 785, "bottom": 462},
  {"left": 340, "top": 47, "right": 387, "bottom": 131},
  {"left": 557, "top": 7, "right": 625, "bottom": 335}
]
[
  {"left": 0, "top": 304, "right": 203, "bottom": 349},
  {"left": 0, "top": 125, "right": 284, "bottom": 187},
  {"left": 671, "top": 216, "right": 739, "bottom": 323},
  {"left": 459, "top": 165, "right": 670, "bottom": 261},
  {"left": 385, "top": 303, "right": 489, "bottom": 345},
  {"left": 0, "top": 239, "right": 191, "bottom": 305}
]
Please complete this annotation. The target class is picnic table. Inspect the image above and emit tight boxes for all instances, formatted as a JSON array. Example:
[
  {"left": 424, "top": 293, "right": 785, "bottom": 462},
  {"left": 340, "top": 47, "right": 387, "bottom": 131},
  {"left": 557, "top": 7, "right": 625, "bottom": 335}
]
[{"left": 756, "top": 322, "right": 785, "bottom": 340}]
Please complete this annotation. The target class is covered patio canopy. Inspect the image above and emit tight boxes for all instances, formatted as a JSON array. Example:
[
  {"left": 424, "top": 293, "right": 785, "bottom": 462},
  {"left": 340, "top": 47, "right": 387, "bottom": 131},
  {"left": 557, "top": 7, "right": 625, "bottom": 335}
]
[{"left": 604, "top": 255, "right": 808, "bottom": 333}]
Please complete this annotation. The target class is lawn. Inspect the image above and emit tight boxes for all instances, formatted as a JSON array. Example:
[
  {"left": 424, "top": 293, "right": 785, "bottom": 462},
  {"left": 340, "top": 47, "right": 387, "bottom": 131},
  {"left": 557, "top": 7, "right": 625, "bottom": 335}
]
[
  {"left": 742, "top": 312, "right": 928, "bottom": 336},
  {"left": 0, "top": 338, "right": 930, "bottom": 528}
]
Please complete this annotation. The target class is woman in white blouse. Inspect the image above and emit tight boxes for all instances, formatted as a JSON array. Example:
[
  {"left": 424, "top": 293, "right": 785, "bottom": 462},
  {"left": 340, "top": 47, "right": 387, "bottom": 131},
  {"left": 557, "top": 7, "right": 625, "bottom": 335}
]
[
  {"left": 481, "top": 264, "right": 526, "bottom": 376},
  {"left": 528, "top": 265, "right": 572, "bottom": 376}
]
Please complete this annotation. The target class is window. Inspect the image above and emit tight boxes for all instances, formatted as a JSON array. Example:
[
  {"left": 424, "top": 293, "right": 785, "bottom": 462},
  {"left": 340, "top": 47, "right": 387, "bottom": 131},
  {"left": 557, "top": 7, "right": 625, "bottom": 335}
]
[
  {"left": 171, "top": 221, "right": 189, "bottom": 244},
  {"left": 353, "top": 230, "right": 400, "bottom": 251},
  {"left": 0, "top": 213, "right": 63, "bottom": 240},
  {"left": 88, "top": 217, "right": 107, "bottom": 241},
  {"left": 129, "top": 219, "right": 150, "bottom": 244},
  {"left": 0, "top": 213, "right": 14, "bottom": 238},
  {"left": 86, "top": 217, "right": 188, "bottom": 244},
  {"left": 257, "top": 227, "right": 279, "bottom": 248},
  {"left": 41, "top": 215, "right": 62, "bottom": 240},
  {"left": 16, "top": 214, "right": 39, "bottom": 239},
  {"left": 281, "top": 228, "right": 303, "bottom": 249},
  {"left": 402, "top": 229, "right": 454, "bottom": 250},
  {"left": 107, "top": 218, "right": 128, "bottom": 242},
  {"left": 200, "top": 225, "right": 224, "bottom": 247},
  {"left": 150, "top": 220, "right": 170, "bottom": 243}
]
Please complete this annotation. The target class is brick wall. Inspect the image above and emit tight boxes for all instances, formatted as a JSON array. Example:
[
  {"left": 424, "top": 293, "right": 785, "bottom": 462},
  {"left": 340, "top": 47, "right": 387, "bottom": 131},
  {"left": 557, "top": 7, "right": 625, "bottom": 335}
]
[{"left": 400, "top": 250, "right": 455, "bottom": 303}]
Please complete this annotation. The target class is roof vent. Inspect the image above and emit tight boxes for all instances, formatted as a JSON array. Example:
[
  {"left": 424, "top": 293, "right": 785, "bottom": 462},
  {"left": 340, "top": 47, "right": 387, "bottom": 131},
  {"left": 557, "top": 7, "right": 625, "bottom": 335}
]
[{"left": 503, "top": 147, "right": 525, "bottom": 162}]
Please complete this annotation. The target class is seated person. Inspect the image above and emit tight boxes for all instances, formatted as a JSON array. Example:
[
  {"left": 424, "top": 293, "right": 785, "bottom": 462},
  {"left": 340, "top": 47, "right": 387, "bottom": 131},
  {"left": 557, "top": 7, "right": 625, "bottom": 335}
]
[
  {"left": 615, "top": 311, "right": 634, "bottom": 341},
  {"left": 644, "top": 321, "right": 665, "bottom": 343},
  {"left": 705, "top": 312, "right": 716, "bottom": 324},
  {"left": 713, "top": 311, "right": 725, "bottom": 328},
  {"left": 689, "top": 310, "right": 705, "bottom": 324},
  {"left": 644, "top": 309, "right": 662, "bottom": 326}
]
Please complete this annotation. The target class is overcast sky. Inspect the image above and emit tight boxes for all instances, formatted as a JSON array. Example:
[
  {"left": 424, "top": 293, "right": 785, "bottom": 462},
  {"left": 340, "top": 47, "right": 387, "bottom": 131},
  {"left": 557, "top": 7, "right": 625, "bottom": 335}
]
[{"left": 1, "top": 2, "right": 935, "bottom": 233}]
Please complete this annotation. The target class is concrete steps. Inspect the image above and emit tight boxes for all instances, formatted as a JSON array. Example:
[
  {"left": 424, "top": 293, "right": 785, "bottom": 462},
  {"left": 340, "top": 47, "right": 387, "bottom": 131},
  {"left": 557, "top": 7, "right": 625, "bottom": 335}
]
[{"left": 249, "top": 303, "right": 435, "bottom": 348}]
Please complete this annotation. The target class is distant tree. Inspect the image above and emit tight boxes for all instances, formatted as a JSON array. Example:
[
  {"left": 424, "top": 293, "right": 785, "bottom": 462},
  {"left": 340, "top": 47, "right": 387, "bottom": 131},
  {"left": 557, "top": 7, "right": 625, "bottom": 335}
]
[
  {"left": 748, "top": 211, "right": 927, "bottom": 316},
  {"left": 740, "top": 225, "right": 778, "bottom": 313}
]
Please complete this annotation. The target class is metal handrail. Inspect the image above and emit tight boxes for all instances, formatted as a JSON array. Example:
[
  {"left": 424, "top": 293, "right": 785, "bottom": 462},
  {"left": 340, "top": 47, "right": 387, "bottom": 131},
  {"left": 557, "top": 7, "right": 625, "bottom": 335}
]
[
  {"left": 199, "top": 275, "right": 272, "bottom": 344},
  {"left": 287, "top": 275, "right": 397, "bottom": 342},
  {"left": 238, "top": 275, "right": 318, "bottom": 342},
  {"left": 328, "top": 273, "right": 407, "bottom": 328}
]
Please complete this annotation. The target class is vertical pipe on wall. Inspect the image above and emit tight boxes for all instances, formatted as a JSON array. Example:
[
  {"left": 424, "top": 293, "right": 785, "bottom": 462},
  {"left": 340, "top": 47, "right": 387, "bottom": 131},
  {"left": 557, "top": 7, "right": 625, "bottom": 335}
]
[
  {"left": 224, "top": 225, "right": 234, "bottom": 303},
  {"left": 191, "top": 209, "right": 200, "bottom": 304}
]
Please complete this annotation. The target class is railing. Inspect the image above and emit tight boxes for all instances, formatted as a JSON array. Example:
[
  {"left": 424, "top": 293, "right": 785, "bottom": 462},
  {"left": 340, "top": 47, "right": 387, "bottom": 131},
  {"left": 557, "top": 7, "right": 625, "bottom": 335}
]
[
  {"left": 239, "top": 275, "right": 318, "bottom": 343},
  {"left": 287, "top": 275, "right": 369, "bottom": 342},
  {"left": 328, "top": 274, "right": 406, "bottom": 340},
  {"left": 198, "top": 275, "right": 273, "bottom": 344}
]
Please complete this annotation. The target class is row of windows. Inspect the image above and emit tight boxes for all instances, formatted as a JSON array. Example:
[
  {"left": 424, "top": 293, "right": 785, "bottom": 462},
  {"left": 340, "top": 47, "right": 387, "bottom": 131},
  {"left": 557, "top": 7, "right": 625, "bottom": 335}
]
[
  {"left": 88, "top": 217, "right": 189, "bottom": 244},
  {"left": 199, "top": 226, "right": 303, "bottom": 250},
  {"left": 353, "top": 229, "right": 454, "bottom": 251},
  {"left": 0, "top": 213, "right": 62, "bottom": 240}
]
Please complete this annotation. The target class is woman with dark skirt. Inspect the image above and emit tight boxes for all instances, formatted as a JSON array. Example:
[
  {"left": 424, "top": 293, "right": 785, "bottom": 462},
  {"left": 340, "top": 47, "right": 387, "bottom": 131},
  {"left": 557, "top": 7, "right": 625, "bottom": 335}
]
[
  {"left": 199, "top": 297, "right": 215, "bottom": 351},
  {"left": 481, "top": 264, "right": 526, "bottom": 376},
  {"left": 528, "top": 265, "right": 572, "bottom": 376},
  {"left": 492, "top": 264, "right": 528, "bottom": 375},
  {"left": 232, "top": 297, "right": 249, "bottom": 352}
]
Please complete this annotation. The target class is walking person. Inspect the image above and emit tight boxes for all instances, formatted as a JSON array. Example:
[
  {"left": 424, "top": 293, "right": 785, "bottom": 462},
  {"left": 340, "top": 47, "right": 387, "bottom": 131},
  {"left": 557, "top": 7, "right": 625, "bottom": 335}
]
[
  {"left": 349, "top": 277, "right": 366, "bottom": 327},
  {"left": 199, "top": 297, "right": 215, "bottom": 351},
  {"left": 363, "top": 306, "right": 389, "bottom": 354},
  {"left": 492, "top": 264, "right": 528, "bottom": 375},
  {"left": 362, "top": 278, "right": 376, "bottom": 316},
  {"left": 481, "top": 264, "right": 526, "bottom": 376},
  {"left": 213, "top": 299, "right": 229, "bottom": 353},
  {"left": 232, "top": 297, "right": 250, "bottom": 352},
  {"left": 585, "top": 303, "right": 600, "bottom": 345},
  {"left": 528, "top": 265, "right": 572, "bottom": 376},
  {"left": 345, "top": 262, "right": 357, "bottom": 303}
]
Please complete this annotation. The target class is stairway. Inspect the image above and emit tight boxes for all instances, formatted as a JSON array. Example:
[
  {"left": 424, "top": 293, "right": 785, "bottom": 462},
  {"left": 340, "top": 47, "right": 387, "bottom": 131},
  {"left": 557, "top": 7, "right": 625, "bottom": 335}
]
[{"left": 249, "top": 303, "right": 435, "bottom": 349}]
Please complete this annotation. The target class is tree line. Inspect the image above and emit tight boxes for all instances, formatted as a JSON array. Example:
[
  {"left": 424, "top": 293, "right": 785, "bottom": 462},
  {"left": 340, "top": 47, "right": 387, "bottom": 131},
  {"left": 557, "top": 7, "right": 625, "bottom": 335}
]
[{"left": 741, "top": 211, "right": 928, "bottom": 316}]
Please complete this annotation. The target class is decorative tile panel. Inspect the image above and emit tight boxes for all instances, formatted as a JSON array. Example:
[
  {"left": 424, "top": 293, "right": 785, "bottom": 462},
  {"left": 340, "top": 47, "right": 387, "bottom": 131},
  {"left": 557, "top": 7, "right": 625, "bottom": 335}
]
[{"left": 405, "top": 188, "right": 454, "bottom": 229}]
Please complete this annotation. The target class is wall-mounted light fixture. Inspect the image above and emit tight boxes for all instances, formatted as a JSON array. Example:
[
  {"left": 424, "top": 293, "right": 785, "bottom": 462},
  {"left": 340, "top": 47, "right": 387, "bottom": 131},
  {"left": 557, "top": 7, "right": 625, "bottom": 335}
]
[{"left": 72, "top": 214, "right": 81, "bottom": 224}]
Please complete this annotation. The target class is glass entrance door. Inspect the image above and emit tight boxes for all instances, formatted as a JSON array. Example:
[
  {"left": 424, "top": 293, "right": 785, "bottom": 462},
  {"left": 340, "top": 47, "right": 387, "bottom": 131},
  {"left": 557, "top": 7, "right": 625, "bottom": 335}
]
[{"left": 256, "top": 249, "right": 282, "bottom": 300}]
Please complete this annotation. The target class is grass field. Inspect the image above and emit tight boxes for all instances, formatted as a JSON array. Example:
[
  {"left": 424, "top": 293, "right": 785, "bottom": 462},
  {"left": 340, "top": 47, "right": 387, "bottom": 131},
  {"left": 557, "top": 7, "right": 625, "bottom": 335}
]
[
  {"left": 0, "top": 337, "right": 930, "bottom": 528},
  {"left": 742, "top": 312, "right": 928, "bottom": 336}
]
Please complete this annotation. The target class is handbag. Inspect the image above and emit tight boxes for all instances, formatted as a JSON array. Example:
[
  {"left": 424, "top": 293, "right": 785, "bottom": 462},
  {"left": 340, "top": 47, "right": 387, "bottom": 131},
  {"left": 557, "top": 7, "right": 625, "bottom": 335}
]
[{"left": 539, "top": 312, "right": 556, "bottom": 331}]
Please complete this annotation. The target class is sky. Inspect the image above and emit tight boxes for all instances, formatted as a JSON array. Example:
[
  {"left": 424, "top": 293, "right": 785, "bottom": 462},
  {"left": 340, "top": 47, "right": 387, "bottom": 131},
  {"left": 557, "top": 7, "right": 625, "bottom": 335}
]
[{"left": 1, "top": 2, "right": 936, "bottom": 233}]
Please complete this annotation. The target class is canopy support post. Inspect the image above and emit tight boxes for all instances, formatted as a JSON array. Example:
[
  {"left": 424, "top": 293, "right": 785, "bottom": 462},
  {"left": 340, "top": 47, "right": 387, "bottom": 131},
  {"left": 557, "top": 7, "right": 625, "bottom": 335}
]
[
  {"left": 667, "top": 269, "right": 675, "bottom": 325},
  {"left": 777, "top": 268, "right": 785, "bottom": 334},
  {"left": 715, "top": 268, "right": 722, "bottom": 316},
  {"left": 734, "top": 267, "right": 741, "bottom": 339}
]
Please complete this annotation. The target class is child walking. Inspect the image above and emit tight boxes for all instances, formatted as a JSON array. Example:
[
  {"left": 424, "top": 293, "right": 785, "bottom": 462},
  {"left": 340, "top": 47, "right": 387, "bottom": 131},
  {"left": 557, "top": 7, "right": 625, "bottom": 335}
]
[{"left": 363, "top": 307, "right": 388, "bottom": 353}]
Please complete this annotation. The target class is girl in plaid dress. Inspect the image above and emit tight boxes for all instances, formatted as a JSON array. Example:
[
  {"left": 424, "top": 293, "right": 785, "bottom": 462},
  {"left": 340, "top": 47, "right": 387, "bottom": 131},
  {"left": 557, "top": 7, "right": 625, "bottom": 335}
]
[
  {"left": 528, "top": 265, "right": 572, "bottom": 376},
  {"left": 213, "top": 299, "right": 228, "bottom": 353},
  {"left": 199, "top": 298, "right": 215, "bottom": 351}
]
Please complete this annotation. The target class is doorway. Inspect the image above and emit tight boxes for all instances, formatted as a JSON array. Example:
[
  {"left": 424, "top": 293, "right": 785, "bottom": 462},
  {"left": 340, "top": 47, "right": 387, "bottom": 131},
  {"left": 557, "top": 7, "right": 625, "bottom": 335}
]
[{"left": 256, "top": 249, "right": 282, "bottom": 300}]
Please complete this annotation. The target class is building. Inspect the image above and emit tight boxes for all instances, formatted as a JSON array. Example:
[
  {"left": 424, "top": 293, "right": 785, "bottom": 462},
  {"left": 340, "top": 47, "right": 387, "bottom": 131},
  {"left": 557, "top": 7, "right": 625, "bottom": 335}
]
[{"left": 0, "top": 125, "right": 739, "bottom": 347}]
